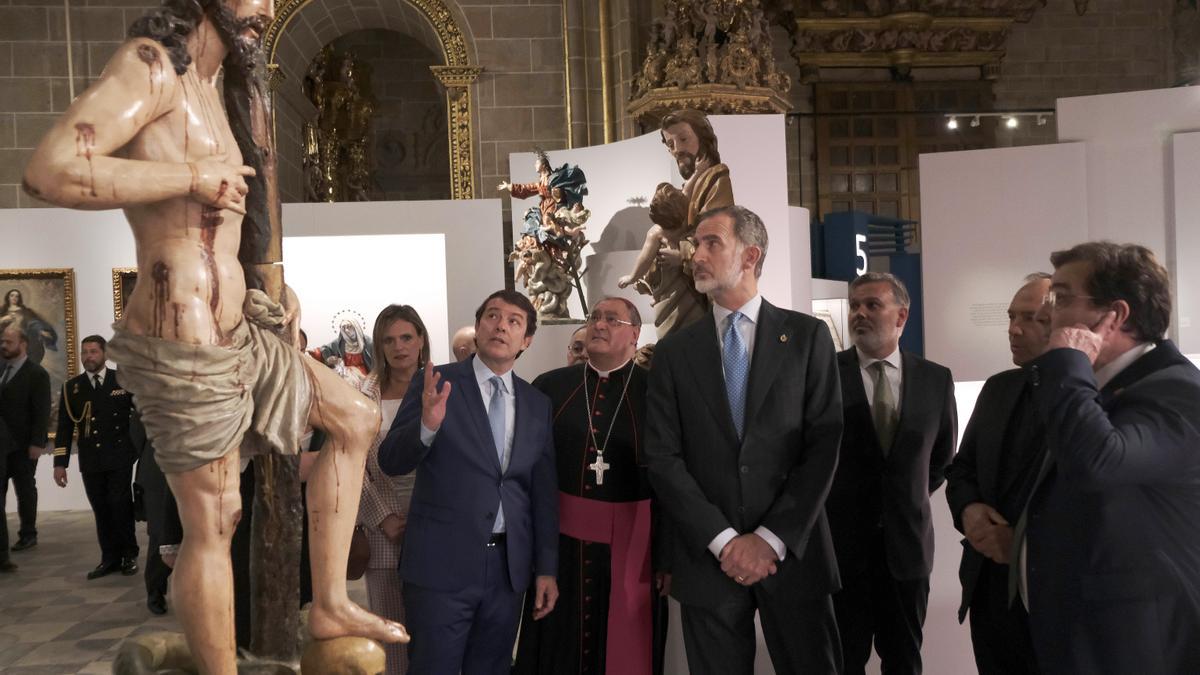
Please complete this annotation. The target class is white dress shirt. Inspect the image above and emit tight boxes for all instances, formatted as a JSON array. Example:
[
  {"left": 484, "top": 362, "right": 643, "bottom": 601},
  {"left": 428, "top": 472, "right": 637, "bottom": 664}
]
[
  {"left": 87, "top": 366, "right": 107, "bottom": 388},
  {"left": 856, "top": 346, "right": 903, "bottom": 416},
  {"left": 0, "top": 354, "right": 28, "bottom": 386},
  {"left": 420, "top": 356, "right": 516, "bottom": 458},
  {"left": 707, "top": 294, "right": 787, "bottom": 562}
]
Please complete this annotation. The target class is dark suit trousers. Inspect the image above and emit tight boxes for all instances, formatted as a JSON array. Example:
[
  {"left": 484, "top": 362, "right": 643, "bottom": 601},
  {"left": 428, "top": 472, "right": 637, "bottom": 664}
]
[
  {"left": 968, "top": 562, "right": 1040, "bottom": 675},
  {"left": 0, "top": 451, "right": 12, "bottom": 557},
  {"left": 81, "top": 466, "right": 138, "bottom": 562},
  {"left": 6, "top": 452, "right": 37, "bottom": 539},
  {"left": 143, "top": 533, "right": 171, "bottom": 599},
  {"left": 403, "top": 540, "right": 523, "bottom": 675},
  {"left": 680, "top": 585, "right": 841, "bottom": 675},
  {"left": 833, "top": 535, "right": 930, "bottom": 675}
]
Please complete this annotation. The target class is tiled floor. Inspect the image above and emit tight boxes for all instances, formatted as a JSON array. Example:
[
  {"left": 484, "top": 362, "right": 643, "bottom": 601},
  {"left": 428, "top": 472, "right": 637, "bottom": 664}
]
[{"left": 0, "top": 510, "right": 367, "bottom": 674}]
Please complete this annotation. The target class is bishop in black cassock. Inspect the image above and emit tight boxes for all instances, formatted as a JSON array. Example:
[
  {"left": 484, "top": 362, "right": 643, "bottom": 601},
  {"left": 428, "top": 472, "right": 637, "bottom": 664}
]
[{"left": 514, "top": 298, "right": 668, "bottom": 675}]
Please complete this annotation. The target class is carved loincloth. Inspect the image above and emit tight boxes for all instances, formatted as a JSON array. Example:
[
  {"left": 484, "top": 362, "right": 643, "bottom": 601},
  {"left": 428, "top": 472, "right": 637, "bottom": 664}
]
[{"left": 107, "top": 289, "right": 312, "bottom": 474}]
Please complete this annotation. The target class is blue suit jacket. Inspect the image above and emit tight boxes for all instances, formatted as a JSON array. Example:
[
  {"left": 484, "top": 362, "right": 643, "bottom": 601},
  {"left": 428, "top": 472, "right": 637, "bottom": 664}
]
[
  {"left": 1025, "top": 340, "right": 1200, "bottom": 674},
  {"left": 378, "top": 357, "right": 558, "bottom": 594}
]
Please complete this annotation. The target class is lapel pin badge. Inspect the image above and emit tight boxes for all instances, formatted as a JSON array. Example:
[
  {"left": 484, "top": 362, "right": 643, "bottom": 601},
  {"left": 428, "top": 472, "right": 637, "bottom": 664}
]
[{"left": 779, "top": 334, "right": 788, "bottom": 343}]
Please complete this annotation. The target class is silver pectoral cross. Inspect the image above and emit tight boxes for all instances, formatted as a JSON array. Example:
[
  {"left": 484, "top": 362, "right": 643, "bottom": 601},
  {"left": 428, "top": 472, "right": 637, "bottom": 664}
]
[{"left": 589, "top": 453, "right": 611, "bottom": 485}]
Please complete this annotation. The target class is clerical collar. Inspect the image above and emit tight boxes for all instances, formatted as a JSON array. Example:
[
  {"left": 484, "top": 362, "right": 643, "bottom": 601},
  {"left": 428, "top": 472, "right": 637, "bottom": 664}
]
[{"left": 587, "top": 359, "right": 632, "bottom": 378}]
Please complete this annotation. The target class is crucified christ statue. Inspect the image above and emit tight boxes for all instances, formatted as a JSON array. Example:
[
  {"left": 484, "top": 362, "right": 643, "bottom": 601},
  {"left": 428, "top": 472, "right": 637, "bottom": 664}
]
[{"left": 22, "top": 0, "right": 408, "bottom": 672}]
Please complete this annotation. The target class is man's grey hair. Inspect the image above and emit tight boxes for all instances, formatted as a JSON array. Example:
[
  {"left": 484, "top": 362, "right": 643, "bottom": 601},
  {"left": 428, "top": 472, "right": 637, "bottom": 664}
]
[
  {"left": 596, "top": 296, "right": 642, "bottom": 327},
  {"left": 849, "top": 272, "right": 911, "bottom": 309},
  {"left": 695, "top": 205, "right": 770, "bottom": 277},
  {"left": 1023, "top": 271, "right": 1051, "bottom": 283}
]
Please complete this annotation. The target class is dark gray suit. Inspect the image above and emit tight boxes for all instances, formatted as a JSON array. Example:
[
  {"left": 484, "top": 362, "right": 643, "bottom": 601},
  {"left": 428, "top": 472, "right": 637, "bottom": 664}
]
[
  {"left": 645, "top": 299, "right": 843, "bottom": 675},
  {"left": 0, "top": 359, "right": 50, "bottom": 549},
  {"left": 945, "top": 368, "right": 1042, "bottom": 674},
  {"left": 826, "top": 349, "right": 956, "bottom": 675},
  {"left": 1022, "top": 341, "right": 1200, "bottom": 674}
]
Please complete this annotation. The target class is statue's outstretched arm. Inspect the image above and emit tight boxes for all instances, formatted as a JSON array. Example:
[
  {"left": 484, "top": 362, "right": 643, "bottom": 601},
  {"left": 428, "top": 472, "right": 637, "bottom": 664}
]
[{"left": 23, "top": 39, "right": 250, "bottom": 213}]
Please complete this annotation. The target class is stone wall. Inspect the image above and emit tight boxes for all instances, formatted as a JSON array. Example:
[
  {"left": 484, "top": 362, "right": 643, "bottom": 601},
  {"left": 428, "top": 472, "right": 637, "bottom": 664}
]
[
  {"left": 994, "top": 0, "right": 1174, "bottom": 146},
  {"left": 0, "top": 0, "right": 158, "bottom": 208},
  {"left": 328, "top": 29, "right": 450, "bottom": 201}
]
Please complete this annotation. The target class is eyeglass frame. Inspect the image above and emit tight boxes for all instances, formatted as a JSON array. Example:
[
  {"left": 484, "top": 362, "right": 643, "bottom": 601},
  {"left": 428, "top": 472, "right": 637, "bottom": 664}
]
[
  {"left": 1043, "top": 290, "right": 1105, "bottom": 309},
  {"left": 585, "top": 312, "right": 636, "bottom": 327}
]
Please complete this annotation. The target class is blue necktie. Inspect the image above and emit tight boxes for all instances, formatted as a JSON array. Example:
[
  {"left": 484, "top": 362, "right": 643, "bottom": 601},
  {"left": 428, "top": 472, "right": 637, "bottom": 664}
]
[
  {"left": 488, "top": 375, "right": 508, "bottom": 532},
  {"left": 723, "top": 311, "right": 749, "bottom": 439}
]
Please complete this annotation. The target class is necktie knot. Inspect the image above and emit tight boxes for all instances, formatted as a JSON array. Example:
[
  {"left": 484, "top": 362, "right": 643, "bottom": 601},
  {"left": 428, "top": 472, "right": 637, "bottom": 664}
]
[
  {"left": 490, "top": 375, "right": 506, "bottom": 396},
  {"left": 93, "top": 374, "right": 101, "bottom": 388}
]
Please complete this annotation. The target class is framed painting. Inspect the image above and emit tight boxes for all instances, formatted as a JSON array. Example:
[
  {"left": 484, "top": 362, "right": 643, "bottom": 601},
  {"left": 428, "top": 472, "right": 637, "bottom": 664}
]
[
  {"left": 0, "top": 269, "right": 78, "bottom": 442},
  {"left": 112, "top": 267, "right": 138, "bottom": 321}
]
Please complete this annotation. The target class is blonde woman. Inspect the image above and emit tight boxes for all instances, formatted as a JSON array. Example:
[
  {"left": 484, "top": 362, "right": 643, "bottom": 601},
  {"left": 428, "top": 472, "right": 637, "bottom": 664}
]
[{"left": 358, "top": 304, "right": 430, "bottom": 675}]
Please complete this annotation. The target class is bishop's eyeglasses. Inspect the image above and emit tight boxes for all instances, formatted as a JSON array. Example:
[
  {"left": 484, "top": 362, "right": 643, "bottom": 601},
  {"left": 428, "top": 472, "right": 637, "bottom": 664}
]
[{"left": 586, "top": 311, "right": 636, "bottom": 327}]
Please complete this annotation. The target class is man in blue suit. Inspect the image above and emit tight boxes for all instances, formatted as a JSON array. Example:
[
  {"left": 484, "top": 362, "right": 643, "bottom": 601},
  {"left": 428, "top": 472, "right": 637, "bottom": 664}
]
[
  {"left": 379, "top": 289, "right": 559, "bottom": 675},
  {"left": 1015, "top": 242, "right": 1200, "bottom": 673}
]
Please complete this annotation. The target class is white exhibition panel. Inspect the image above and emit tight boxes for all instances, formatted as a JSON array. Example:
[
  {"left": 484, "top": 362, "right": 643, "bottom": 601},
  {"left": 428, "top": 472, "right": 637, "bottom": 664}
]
[
  {"left": 507, "top": 114, "right": 794, "bottom": 317},
  {"left": 920, "top": 143, "right": 1089, "bottom": 381},
  {"left": 1172, "top": 131, "right": 1200, "bottom": 354},
  {"left": 1057, "top": 87, "right": 1200, "bottom": 262},
  {"left": 282, "top": 234, "right": 450, "bottom": 366},
  {"left": 281, "top": 199, "right": 504, "bottom": 357}
]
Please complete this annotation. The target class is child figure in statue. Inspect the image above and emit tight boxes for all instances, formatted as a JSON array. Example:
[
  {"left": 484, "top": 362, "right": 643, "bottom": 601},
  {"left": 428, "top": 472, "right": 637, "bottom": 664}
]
[
  {"left": 21, "top": 0, "right": 408, "bottom": 673},
  {"left": 618, "top": 182, "right": 690, "bottom": 293}
]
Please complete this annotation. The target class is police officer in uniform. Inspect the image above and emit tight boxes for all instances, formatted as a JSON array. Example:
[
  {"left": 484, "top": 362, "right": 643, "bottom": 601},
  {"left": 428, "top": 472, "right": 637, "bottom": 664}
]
[{"left": 53, "top": 334, "right": 139, "bottom": 579}]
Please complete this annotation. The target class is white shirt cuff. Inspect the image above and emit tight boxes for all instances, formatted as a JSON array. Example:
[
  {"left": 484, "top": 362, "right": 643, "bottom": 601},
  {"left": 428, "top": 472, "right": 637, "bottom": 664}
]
[
  {"left": 419, "top": 423, "right": 438, "bottom": 447},
  {"left": 754, "top": 526, "right": 787, "bottom": 561},
  {"left": 708, "top": 528, "right": 738, "bottom": 560}
]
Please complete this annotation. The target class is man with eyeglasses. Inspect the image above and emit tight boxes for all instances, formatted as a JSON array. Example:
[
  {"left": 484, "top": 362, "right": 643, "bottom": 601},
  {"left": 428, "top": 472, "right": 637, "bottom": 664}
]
[
  {"left": 1013, "top": 242, "right": 1200, "bottom": 673},
  {"left": 565, "top": 326, "right": 588, "bottom": 366},
  {"left": 514, "top": 297, "right": 669, "bottom": 675},
  {"left": 645, "top": 205, "right": 843, "bottom": 674},
  {"left": 946, "top": 272, "right": 1051, "bottom": 675}
]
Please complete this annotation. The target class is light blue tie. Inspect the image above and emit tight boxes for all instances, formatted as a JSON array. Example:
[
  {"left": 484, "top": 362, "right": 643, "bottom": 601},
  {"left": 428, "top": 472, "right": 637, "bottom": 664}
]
[
  {"left": 723, "top": 311, "right": 749, "bottom": 439},
  {"left": 488, "top": 375, "right": 508, "bottom": 533}
]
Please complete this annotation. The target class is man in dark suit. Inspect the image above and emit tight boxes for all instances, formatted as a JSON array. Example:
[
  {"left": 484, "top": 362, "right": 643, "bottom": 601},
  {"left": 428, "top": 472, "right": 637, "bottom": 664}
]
[
  {"left": 0, "top": 414, "right": 16, "bottom": 571},
  {"left": 1014, "top": 242, "right": 1200, "bottom": 673},
  {"left": 645, "top": 205, "right": 843, "bottom": 675},
  {"left": 826, "top": 272, "right": 956, "bottom": 675},
  {"left": 945, "top": 273, "right": 1051, "bottom": 675},
  {"left": 132, "top": 410, "right": 181, "bottom": 615},
  {"left": 0, "top": 325, "right": 51, "bottom": 555},
  {"left": 379, "top": 289, "right": 559, "bottom": 675},
  {"left": 53, "top": 335, "right": 139, "bottom": 579}
]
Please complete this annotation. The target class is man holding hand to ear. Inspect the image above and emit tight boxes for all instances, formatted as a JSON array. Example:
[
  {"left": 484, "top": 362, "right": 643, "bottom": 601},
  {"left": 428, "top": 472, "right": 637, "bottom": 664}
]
[{"left": 1014, "top": 242, "right": 1200, "bottom": 674}]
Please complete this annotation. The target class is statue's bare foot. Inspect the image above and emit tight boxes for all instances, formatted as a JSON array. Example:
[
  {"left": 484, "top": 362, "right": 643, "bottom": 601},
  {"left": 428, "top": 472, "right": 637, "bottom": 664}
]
[{"left": 308, "top": 600, "right": 410, "bottom": 644}]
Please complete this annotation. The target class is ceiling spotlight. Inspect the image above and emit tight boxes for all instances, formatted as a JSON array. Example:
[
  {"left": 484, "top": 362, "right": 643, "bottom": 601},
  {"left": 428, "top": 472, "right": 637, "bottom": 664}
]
[
  {"left": 1005, "top": 116, "right": 1019, "bottom": 129},
  {"left": 970, "top": 115, "right": 981, "bottom": 128},
  {"left": 1036, "top": 114, "right": 1047, "bottom": 126},
  {"left": 947, "top": 116, "right": 958, "bottom": 130}
]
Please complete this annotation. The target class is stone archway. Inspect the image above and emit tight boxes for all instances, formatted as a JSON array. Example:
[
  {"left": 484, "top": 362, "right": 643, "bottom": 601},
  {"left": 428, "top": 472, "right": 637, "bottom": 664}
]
[{"left": 264, "top": 0, "right": 482, "bottom": 201}]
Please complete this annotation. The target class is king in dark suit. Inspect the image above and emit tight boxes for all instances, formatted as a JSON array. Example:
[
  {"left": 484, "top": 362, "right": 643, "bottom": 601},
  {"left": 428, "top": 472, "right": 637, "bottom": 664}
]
[
  {"left": 1015, "top": 242, "right": 1200, "bottom": 674},
  {"left": 53, "top": 335, "right": 139, "bottom": 579},
  {"left": 945, "top": 273, "right": 1051, "bottom": 675},
  {"left": 826, "top": 273, "right": 957, "bottom": 675},
  {"left": 379, "top": 290, "right": 559, "bottom": 675},
  {"left": 646, "top": 205, "right": 844, "bottom": 675},
  {"left": 0, "top": 325, "right": 51, "bottom": 561}
]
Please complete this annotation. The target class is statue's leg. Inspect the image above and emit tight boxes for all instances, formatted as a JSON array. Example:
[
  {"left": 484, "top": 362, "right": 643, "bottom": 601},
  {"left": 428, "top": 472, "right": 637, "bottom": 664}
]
[
  {"left": 164, "top": 451, "right": 243, "bottom": 675},
  {"left": 300, "top": 355, "right": 409, "bottom": 645}
]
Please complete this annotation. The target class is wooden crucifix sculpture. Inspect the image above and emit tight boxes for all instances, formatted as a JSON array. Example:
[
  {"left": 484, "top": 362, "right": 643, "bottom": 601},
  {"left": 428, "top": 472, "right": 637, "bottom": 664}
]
[{"left": 22, "top": 0, "right": 408, "bottom": 672}]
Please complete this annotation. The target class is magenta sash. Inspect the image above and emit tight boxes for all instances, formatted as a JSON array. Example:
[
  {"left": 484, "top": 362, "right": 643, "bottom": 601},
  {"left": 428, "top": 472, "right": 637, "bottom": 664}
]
[{"left": 558, "top": 492, "right": 653, "bottom": 675}]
